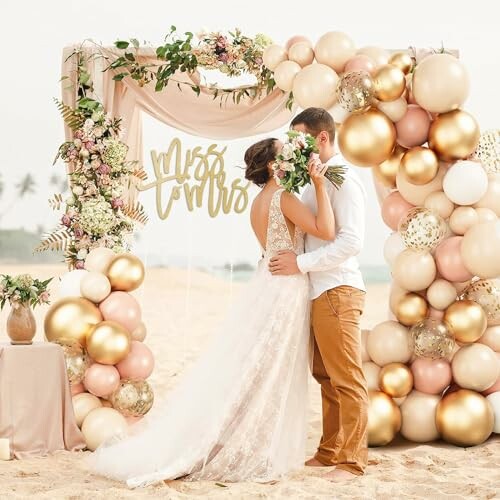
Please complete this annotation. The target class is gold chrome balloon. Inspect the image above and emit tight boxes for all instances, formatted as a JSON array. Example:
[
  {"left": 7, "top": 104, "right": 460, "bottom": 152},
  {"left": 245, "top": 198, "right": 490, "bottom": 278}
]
[
  {"left": 443, "top": 299, "right": 487, "bottom": 343},
  {"left": 395, "top": 293, "right": 429, "bottom": 326},
  {"left": 373, "top": 145, "right": 406, "bottom": 188},
  {"left": 338, "top": 109, "right": 396, "bottom": 167},
  {"left": 379, "top": 363, "right": 414, "bottom": 398},
  {"left": 368, "top": 391, "right": 402, "bottom": 446},
  {"left": 86, "top": 321, "right": 131, "bottom": 365},
  {"left": 373, "top": 64, "right": 406, "bottom": 102},
  {"left": 44, "top": 297, "right": 103, "bottom": 346},
  {"left": 388, "top": 52, "right": 414, "bottom": 74},
  {"left": 106, "top": 254, "right": 145, "bottom": 292},
  {"left": 400, "top": 147, "right": 439, "bottom": 185},
  {"left": 428, "top": 110, "right": 480, "bottom": 161},
  {"left": 436, "top": 389, "right": 494, "bottom": 446}
]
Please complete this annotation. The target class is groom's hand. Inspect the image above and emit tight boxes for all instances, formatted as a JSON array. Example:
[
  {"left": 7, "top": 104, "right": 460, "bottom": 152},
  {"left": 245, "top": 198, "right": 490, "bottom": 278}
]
[{"left": 269, "top": 251, "right": 301, "bottom": 275}]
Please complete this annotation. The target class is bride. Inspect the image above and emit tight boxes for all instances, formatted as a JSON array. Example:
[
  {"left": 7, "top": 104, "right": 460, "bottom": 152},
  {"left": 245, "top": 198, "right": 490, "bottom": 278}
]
[{"left": 89, "top": 137, "right": 335, "bottom": 487}]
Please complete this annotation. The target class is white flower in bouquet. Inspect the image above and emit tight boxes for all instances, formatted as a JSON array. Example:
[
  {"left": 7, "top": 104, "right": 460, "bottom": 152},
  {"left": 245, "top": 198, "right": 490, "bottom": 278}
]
[
  {"left": 73, "top": 138, "right": 82, "bottom": 149},
  {"left": 72, "top": 185, "right": 84, "bottom": 196},
  {"left": 281, "top": 143, "right": 295, "bottom": 161},
  {"left": 79, "top": 197, "right": 116, "bottom": 235},
  {"left": 93, "top": 126, "right": 105, "bottom": 138},
  {"left": 76, "top": 249, "right": 88, "bottom": 260}
]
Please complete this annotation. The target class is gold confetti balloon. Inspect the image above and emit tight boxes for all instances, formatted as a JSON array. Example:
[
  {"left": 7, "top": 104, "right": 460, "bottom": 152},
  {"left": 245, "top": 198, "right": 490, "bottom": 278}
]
[
  {"left": 410, "top": 318, "right": 455, "bottom": 359},
  {"left": 443, "top": 299, "right": 487, "bottom": 343},
  {"left": 461, "top": 279, "right": 500, "bottom": 326},
  {"left": 106, "top": 254, "right": 145, "bottom": 292},
  {"left": 379, "top": 363, "right": 414, "bottom": 398},
  {"left": 111, "top": 379, "right": 154, "bottom": 417},
  {"left": 368, "top": 391, "right": 402, "bottom": 446},
  {"left": 469, "top": 129, "right": 500, "bottom": 174},
  {"left": 436, "top": 389, "right": 494, "bottom": 446},
  {"left": 398, "top": 207, "right": 447, "bottom": 251},
  {"left": 336, "top": 70, "right": 375, "bottom": 113},
  {"left": 53, "top": 338, "right": 91, "bottom": 384}
]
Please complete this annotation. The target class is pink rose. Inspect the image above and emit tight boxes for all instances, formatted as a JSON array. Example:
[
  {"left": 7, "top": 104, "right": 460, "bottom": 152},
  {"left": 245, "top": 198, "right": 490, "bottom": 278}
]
[
  {"left": 255, "top": 57, "right": 263, "bottom": 66},
  {"left": 39, "top": 291, "right": 50, "bottom": 303},
  {"left": 74, "top": 261, "right": 85, "bottom": 270},
  {"left": 218, "top": 52, "right": 229, "bottom": 63},
  {"left": 277, "top": 169, "right": 285, "bottom": 179},
  {"left": 111, "top": 198, "right": 124, "bottom": 209},
  {"left": 74, "top": 228, "right": 84, "bottom": 238},
  {"left": 61, "top": 214, "right": 71, "bottom": 226},
  {"left": 98, "top": 164, "right": 111, "bottom": 175},
  {"left": 85, "top": 141, "right": 95, "bottom": 150},
  {"left": 74, "top": 130, "right": 84, "bottom": 139}
]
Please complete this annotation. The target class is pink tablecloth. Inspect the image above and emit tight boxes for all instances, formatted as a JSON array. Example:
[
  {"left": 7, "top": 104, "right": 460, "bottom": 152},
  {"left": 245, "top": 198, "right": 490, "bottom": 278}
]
[{"left": 0, "top": 342, "right": 85, "bottom": 458}]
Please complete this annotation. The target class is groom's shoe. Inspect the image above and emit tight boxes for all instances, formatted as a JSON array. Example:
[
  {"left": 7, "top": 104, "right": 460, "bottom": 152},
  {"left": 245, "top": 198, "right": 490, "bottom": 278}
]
[{"left": 305, "top": 457, "right": 335, "bottom": 467}]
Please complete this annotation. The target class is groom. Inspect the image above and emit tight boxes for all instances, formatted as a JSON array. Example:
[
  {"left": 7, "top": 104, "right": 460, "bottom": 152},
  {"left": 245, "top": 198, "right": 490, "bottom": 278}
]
[{"left": 269, "top": 107, "right": 368, "bottom": 481}]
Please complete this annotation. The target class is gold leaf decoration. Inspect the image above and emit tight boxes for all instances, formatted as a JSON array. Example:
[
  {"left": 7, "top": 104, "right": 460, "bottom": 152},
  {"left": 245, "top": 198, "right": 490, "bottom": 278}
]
[
  {"left": 48, "top": 193, "right": 64, "bottom": 211},
  {"left": 122, "top": 202, "right": 148, "bottom": 226},
  {"left": 34, "top": 228, "right": 73, "bottom": 253},
  {"left": 54, "top": 98, "right": 86, "bottom": 131}
]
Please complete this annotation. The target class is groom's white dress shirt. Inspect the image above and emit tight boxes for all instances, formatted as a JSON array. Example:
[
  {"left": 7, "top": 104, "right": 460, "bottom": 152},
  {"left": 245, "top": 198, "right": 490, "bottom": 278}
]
[{"left": 297, "top": 153, "right": 367, "bottom": 300}]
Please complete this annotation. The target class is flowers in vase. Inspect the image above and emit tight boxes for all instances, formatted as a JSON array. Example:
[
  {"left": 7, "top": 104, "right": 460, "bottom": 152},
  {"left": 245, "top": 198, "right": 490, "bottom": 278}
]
[{"left": 0, "top": 274, "right": 52, "bottom": 310}]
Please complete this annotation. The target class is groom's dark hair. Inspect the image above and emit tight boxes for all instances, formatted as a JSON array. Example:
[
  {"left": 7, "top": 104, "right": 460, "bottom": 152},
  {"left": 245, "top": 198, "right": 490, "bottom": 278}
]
[{"left": 290, "top": 107, "right": 335, "bottom": 143}]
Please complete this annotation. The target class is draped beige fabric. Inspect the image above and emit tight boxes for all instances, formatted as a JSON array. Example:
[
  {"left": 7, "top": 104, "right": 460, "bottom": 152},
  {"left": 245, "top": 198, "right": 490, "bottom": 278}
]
[{"left": 0, "top": 343, "right": 85, "bottom": 458}]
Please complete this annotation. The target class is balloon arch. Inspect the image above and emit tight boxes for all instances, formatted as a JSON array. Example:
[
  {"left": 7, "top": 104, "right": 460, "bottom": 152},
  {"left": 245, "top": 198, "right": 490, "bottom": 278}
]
[{"left": 41, "top": 29, "right": 500, "bottom": 450}]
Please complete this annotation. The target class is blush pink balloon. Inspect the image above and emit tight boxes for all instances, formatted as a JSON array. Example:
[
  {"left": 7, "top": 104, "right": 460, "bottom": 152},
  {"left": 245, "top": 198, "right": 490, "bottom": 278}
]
[
  {"left": 381, "top": 191, "right": 414, "bottom": 230},
  {"left": 99, "top": 291, "right": 142, "bottom": 333},
  {"left": 429, "top": 308, "right": 444, "bottom": 320},
  {"left": 344, "top": 55, "right": 376, "bottom": 75},
  {"left": 84, "top": 363, "right": 120, "bottom": 398},
  {"left": 483, "top": 353, "right": 500, "bottom": 395},
  {"left": 412, "top": 358, "right": 452, "bottom": 394},
  {"left": 71, "top": 383, "right": 85, "bottom": 396},
  {"left": 285, "top": 35, "right": 311, "bottom": 50},
  {"left": 434, "top": 236, "right": 473, "bottom": 282},
  {"left": 395, "top": 105, "right": 431, "bottom": 148},
  {"left": 116, "top": 341, "right": 155, "bottom": 380}
]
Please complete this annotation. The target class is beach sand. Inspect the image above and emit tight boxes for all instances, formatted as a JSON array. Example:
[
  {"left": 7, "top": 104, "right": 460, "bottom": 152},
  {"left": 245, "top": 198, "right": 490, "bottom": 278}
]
[{"left": 0, "top": 264, "right": 498, "bottom": 499}]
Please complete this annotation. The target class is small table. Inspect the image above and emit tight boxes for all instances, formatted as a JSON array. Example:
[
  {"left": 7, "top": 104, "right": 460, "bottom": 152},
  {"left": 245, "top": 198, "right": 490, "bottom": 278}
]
[{"left": 0, "top": 342, "right": 85, "bottom": 459}]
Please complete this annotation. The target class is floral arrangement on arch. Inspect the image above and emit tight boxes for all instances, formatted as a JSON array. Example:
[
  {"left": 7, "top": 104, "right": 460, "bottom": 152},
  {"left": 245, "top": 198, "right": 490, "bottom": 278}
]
[{"left": 36, "top": 95, "right": 148, "bottom": 268}]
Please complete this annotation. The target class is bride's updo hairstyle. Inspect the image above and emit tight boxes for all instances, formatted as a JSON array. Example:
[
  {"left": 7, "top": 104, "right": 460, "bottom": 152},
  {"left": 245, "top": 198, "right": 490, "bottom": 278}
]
[{"left": 244, "top": 138, "right": 278, "bottom": 187}]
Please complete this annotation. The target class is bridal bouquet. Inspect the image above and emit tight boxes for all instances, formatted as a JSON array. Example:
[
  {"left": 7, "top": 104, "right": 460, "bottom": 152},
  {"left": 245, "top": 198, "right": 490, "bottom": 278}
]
[{"left": 272, "top": 131, "right": 346, "bottom": 194}]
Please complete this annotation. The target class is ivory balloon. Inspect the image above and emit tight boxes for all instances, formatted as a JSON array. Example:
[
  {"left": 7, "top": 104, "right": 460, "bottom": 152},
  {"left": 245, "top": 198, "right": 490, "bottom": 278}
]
[
  {"left": 388, "top": 52, "right": 414, "bottom": 74},
  {"left": 411, "top": 358, "right": 452, "bottom": 394},
  {"left": 474, "top": 173, "right": 500, "bottom": 216},
  {"left": 426, "top": 279, "right": 457, "bottom": 310},
  {"left": 383, "top": 232, "right": 406, "bottom": 266},
  {"left": 367, "top": 321, "right": 412, "bottom": 366},
  {"left": 483, "top": 355, "right": 500, "bottom": 395},
  {"left": 361, "top": 329, "right": 371, "bottom": 362},
  {"left": 72, "top": 393, "right": 102, "bottom": 428},
  {"left": 424, "top": 191, "right": 455, "bottom": 220},
  {"left": 443, "top": 161, "right": 488, "bottom": 205},
  {"left": 434, "top": 236, "right": 473, "bottom": 283},
  {"left": 287, "top": 42, "right": 314, "bottom": 67},
  {"left": 81, "top": 407, "right": 128, "bottom": 451},
  {"left": 86, "top": 321, "right": 131, "bottom": 365},
  {"left": 285, "top": 35, "right": 311, "bottom": 50},
  {"left": 397, "top": 165, "right": 445, "bottom": 208},
  {"left": 85, "top": 247, "right": 115, "bottom": 274},
  {"left": 58, "top": 270, "right": 87, "bottom": 298},
  {"left": 80, "top": 272, "right": 111, "bottom": 303},
  {"left": 389, "top": 282, "right": 410, "bottom": 315},
  {"left": 273, "top": 60, "right": 301, "bottom": 92},
  {"left": 428, "top": 110, "right": 480, "bottom": 161},
  {"left": 357, "top": 46, "right": 390, "bottom": 67},
  {"left": 393, "top": 250, "right": 436, "bottom": 292},
  {"left": 338, "top": 109, "right": 396, "bottom": 167},
  {"left": 373, "top": 144, "right": 404, "bottom": 188},
  {"left": 44, "top": 297, "right": 103, "bottom": 346},
  {"left": 395, "top": 105, "right": 431, "bottom": 148},
  {"left": 381, "top": 191, "right": 413, "bottom": 230},
  {"left": 479, "top": 326, "right": 500, "bottom": 351},
  {"left": 444, "top": 300, "right": 487, "bottom": 344},
  {"left": 449, "top": 207, "right": 479, "bottom": 235},
  {"left": 368, "top": 391, "right": 401, "bottom": 446},
  {"left": 461, "top": 220, "right": 500, "bottom": 279},
  {"left": 328, "top": 102, "right": 350, "bottom": 124},
  {"left": 400, "top": 391, "right": 440, "bottom": 442},
  {"left": 344, "top": 54, "right": 376, "bottom": 75},
  {"left": 452, "top": 344, "right": 499, "bottom": 391},
  {"left": 262, "top": 44, "right": 288, "bottom": 71},
  {"left": 292, "top": 64, "right": 339, "bottom": 110},
  {"left": 412, "top": 54, "right": 469, "bottom": 113},
  {"left": 377, "top": 97, "right": 408, "bottom": 123},
  {"left": 363, "top": 361, "right": 381, "bottom": 390},
  {"left": 379, "top": 363, "right": 414, "bottom": 397},
  {"left": 131, "top": 321, "right": 147, "bottom": 342},
  {"left": 475, "top": 207, "right": 498, "bottom": 223},
  {"left": 314, "top": 31, "right": 356, "bottom": 72},
  {"left": 486, "top": 392, "right": 500, "bottom": 433},
  {"left": 400, "top": 147, "right": 439, "bottom": 185},
  {"left": 106, "top": 254, "right": 145, "bottom": 292},
  {"left": 395, "top": 293, "right": 428, "bottom": 326},
  {"left": 436, "top": 389, "right": 494, "bottom": 446},
  {"left": 373, "top": 65, "right": 406, "bottom": 102}
]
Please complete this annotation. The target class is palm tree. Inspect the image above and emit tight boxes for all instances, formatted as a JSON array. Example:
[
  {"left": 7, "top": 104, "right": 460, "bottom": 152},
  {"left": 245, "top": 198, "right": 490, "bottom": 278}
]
[
  {"left": 49, "top": 173, "right": 69, "bottom": 193},
  {"left": 15, "top": 174, "right": 37, "bottom": 197}
]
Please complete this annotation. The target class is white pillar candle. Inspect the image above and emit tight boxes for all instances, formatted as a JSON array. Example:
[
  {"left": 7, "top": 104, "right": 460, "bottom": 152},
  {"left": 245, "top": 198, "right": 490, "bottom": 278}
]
[{"left": 0, "top": 438, "right": 11, "bottom": 460}]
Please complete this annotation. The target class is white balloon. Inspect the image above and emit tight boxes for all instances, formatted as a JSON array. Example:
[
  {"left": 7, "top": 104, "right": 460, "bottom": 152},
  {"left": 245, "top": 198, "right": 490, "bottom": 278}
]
[
  {"left": 362, "top": 361, "right": 381, "bottom": 391},
  {"left": 486, "top": 392, "right": 500, "bottom": 433},
  {"left": 377, "top": 97, "right": 408, "bottom": 122},
  {"left": 443, "top": 161, "right": 489, "bottom": 206},
  {"left": 81, "top": 407, "right": 128, "bottom": 451},
  {"left": 328, "top": 102, "right": 350, "bottom": 124},
  {"left": 383, "top": 232, "right": 406, "bottom": 267},
  {"left": 58, "top": 270, "right": 88, "bottom": 298},
  {"left": 367, "top": 321, "right": 413, "bottom": 366},
  {"left": 85, "top": 247, "right": 116, "bottom": 274}
]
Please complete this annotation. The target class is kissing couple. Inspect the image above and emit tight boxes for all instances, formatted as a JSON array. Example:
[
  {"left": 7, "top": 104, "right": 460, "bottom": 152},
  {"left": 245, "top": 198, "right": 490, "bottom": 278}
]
[{"left": 89, "top": 107, "right": 369, "bottom": 487}]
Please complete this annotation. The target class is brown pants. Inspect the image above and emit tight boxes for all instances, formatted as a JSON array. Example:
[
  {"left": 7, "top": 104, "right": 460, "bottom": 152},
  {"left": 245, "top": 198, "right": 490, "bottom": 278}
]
[{"left": 311, "top": 285, "right": 368, "bottom": 475}]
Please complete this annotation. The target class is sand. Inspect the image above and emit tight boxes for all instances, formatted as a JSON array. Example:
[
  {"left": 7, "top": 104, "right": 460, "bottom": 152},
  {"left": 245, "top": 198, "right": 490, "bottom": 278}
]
[{"left": 0, "top": 264, "right": 499, "bottom": 500}]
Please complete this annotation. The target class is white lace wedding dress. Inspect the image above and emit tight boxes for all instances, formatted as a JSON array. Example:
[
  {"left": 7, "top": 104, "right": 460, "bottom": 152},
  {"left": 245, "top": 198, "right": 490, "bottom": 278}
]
[{"left": 88, "top": 189, "right": 311, "bottom": 487}]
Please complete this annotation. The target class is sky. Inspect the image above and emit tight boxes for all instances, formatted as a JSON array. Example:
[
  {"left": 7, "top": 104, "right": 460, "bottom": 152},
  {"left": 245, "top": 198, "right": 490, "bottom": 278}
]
[{"left": 1, "top": 0, "right": 499, "bottom": 268}]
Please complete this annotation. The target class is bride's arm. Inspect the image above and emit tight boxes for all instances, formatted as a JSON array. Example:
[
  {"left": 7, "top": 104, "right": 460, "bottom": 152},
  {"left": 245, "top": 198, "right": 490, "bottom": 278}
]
[{"left": 280, "top": 158, "right": 335, "bottom": 240}]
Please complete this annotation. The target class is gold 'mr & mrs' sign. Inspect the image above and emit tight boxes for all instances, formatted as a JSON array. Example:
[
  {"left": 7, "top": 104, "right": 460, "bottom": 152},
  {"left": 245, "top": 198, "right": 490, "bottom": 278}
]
[{"left": 138, "top": 138, "right": 250, "bottom": 219}]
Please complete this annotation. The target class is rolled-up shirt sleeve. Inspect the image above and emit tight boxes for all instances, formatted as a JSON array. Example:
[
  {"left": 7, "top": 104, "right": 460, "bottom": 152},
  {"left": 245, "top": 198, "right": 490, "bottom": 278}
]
[{"left": 296, "top": 176, "right": 366, "bottom": 273}]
